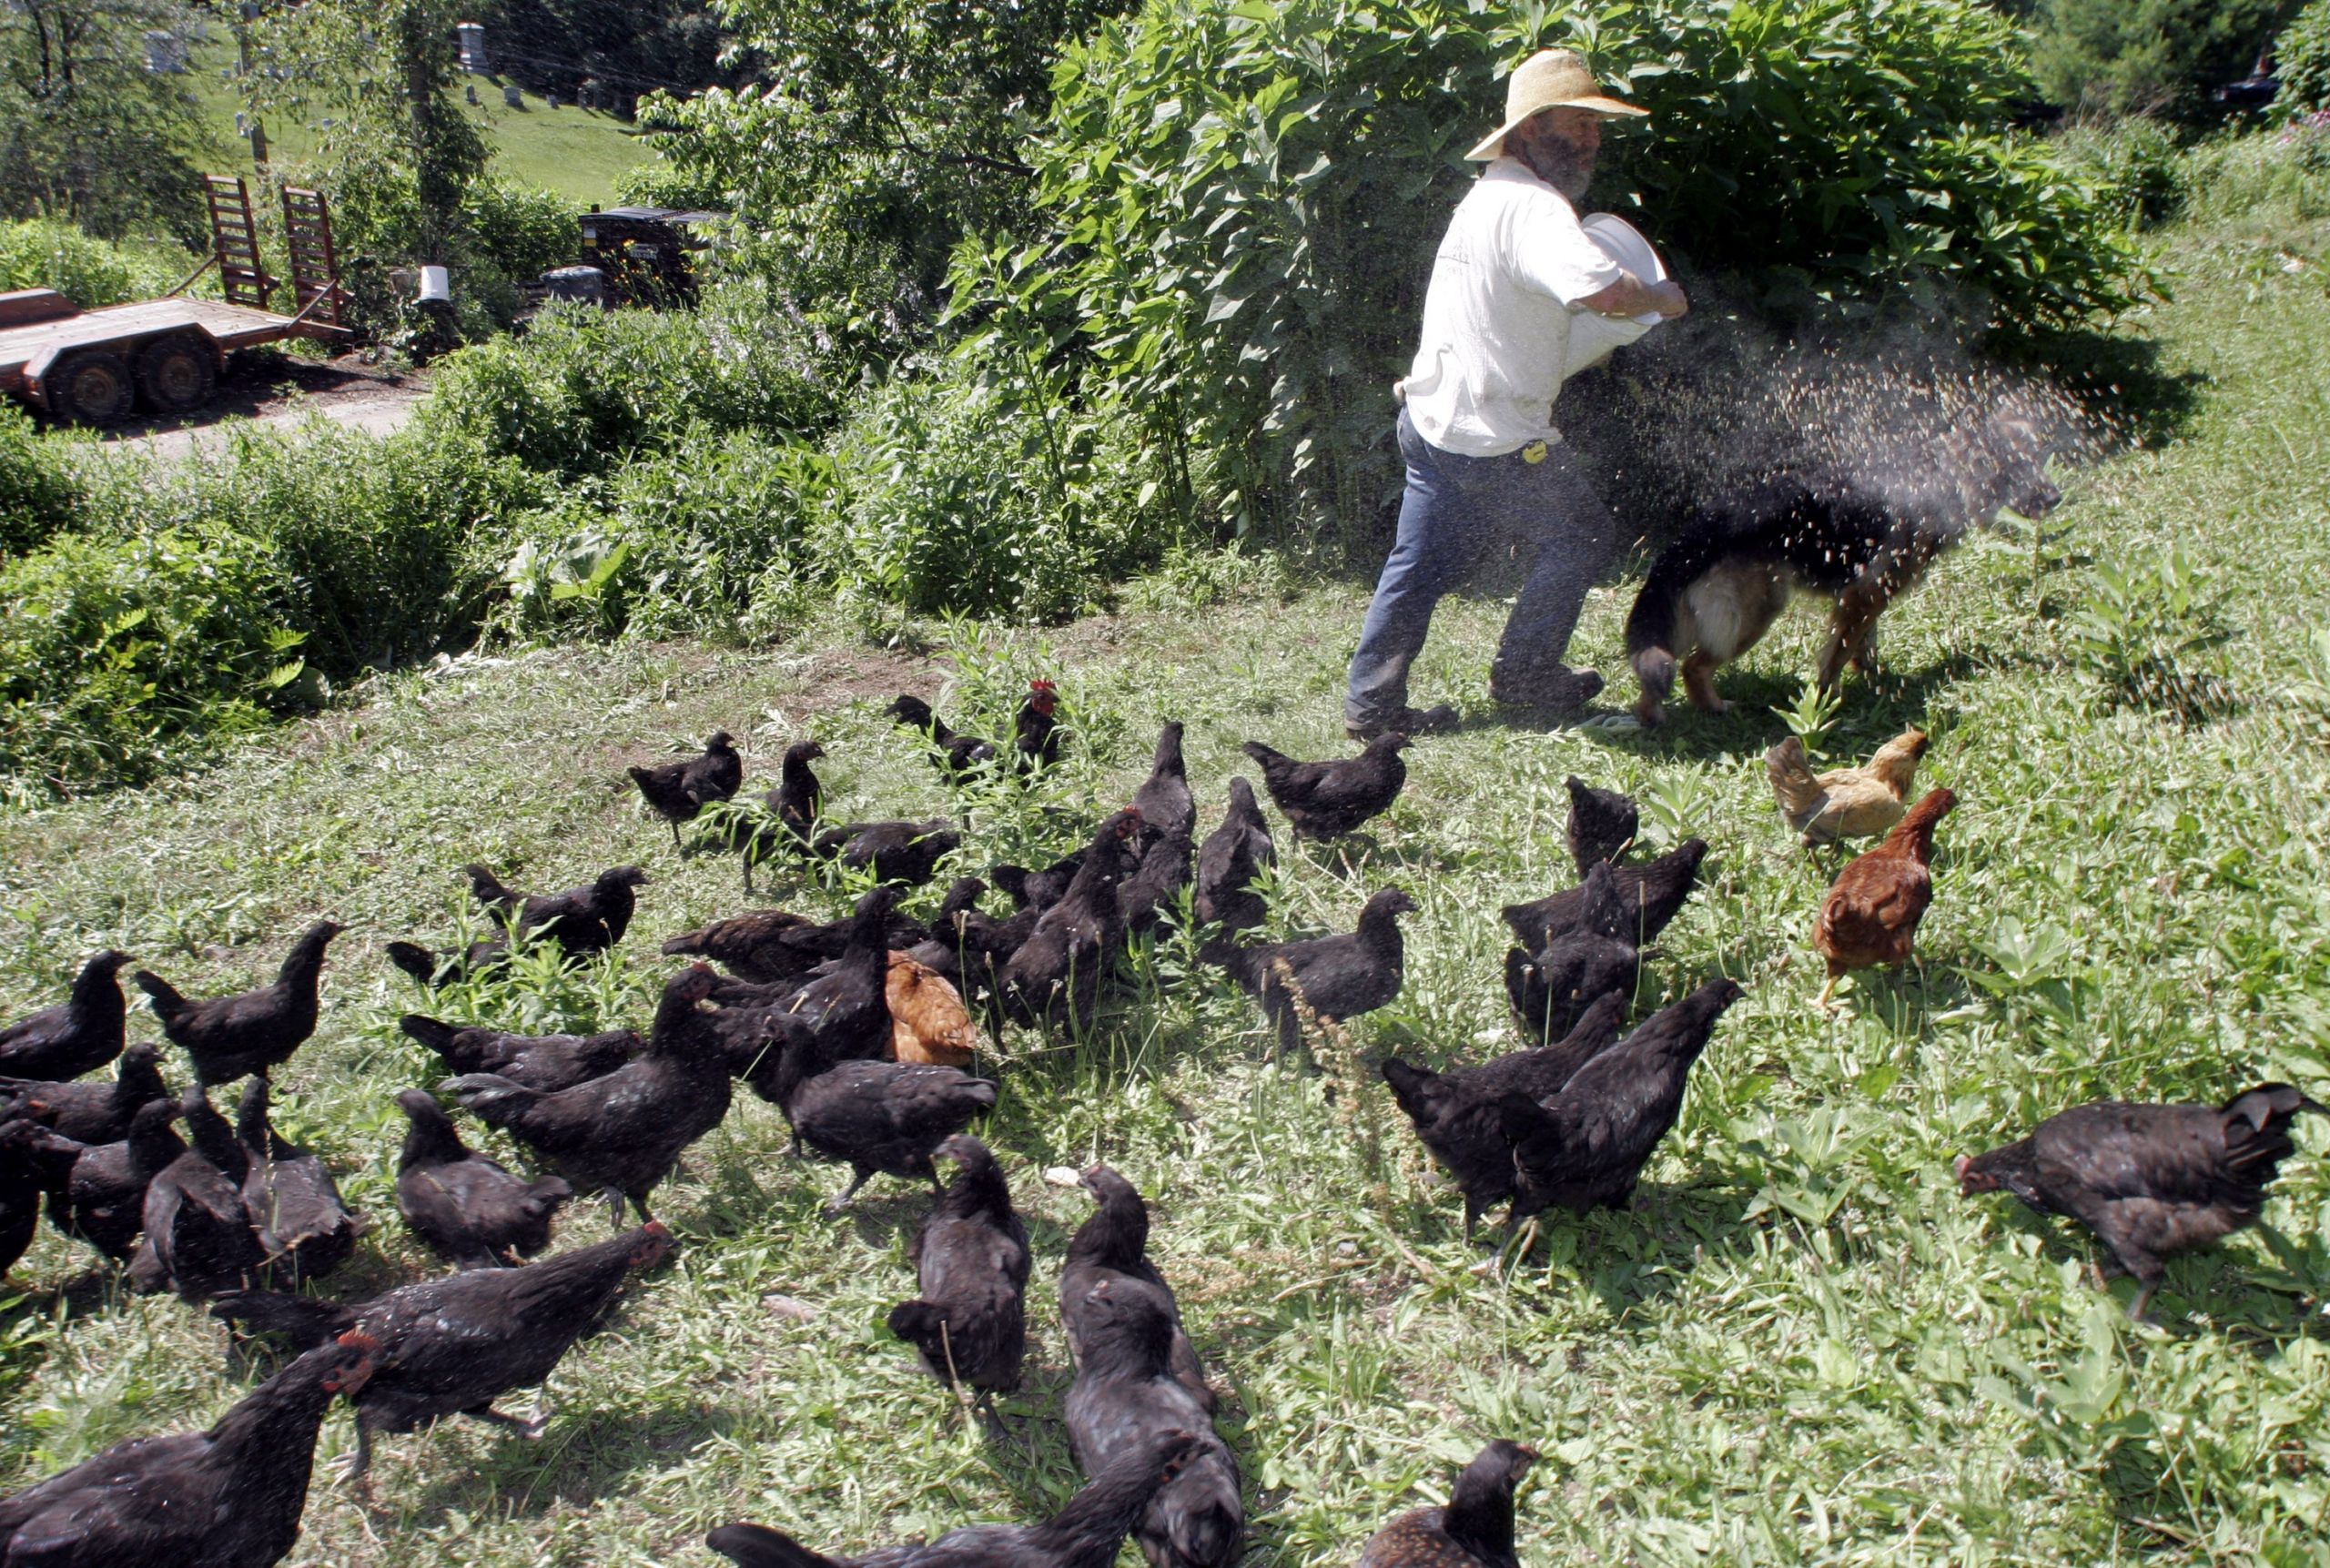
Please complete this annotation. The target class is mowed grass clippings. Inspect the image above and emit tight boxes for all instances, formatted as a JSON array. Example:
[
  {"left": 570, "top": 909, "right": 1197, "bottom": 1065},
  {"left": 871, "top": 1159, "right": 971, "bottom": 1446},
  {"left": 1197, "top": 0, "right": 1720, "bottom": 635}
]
[{"left": 3, "top": 212, "right": 2330, "bottom": 1567}]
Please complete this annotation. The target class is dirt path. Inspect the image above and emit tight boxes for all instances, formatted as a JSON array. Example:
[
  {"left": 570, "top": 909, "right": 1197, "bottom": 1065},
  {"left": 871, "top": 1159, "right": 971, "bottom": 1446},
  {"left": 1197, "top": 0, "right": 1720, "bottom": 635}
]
[{"left": 93, "top": 349, "right": 428, "bottom": 459}]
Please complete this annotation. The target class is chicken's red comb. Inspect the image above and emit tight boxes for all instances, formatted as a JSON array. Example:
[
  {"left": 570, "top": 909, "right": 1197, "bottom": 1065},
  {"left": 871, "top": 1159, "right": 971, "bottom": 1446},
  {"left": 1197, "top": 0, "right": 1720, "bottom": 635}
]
[
  {"left": 643, "top": 1219, "right": 673, "bottom": 1239},
  {"left": 1029, "top": 679, "right": 1057, "bottom": 693},
  {"left": 335, "top": 1330, "right": 380, "bottom": 1354}
]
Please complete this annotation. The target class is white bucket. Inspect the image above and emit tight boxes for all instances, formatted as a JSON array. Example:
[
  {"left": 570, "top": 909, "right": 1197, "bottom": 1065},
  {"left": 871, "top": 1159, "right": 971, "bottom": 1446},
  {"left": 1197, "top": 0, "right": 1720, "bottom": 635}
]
[
  {"left": 418, "top": 265, "right": 451, "bottom": 303},
  {"left": 1566, "top": 213, "right": 1668, "bottom": 374}
]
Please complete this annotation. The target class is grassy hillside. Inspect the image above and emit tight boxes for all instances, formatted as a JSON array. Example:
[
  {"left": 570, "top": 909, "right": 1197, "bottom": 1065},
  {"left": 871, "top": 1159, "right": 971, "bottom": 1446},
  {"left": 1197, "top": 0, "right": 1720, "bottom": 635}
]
[
  {"left": 183, "top": 41, "right": 652, "bottom": 205},
  {"left": 1, "top": 192, "right": 2326, "bottom": 1566}
]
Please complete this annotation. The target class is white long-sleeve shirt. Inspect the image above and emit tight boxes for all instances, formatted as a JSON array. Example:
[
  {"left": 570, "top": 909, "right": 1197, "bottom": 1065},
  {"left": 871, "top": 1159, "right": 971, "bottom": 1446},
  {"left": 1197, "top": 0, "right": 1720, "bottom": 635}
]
[{"left": 1398, "top": 158, "right": 1626, "bottom": 457}]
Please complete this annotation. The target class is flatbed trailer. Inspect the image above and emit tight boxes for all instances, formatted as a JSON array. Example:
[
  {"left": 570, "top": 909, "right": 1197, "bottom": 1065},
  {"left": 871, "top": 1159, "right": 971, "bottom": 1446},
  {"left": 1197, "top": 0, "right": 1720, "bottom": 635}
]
[{"left": 0, "top": 177, "right": 348, "bottom": 425}]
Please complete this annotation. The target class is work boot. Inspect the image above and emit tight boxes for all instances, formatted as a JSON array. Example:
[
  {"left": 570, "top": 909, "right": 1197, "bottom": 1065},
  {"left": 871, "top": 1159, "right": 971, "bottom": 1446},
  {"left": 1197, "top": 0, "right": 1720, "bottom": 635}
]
[
  {"left": 1345, "top": 703, "right": 1459, "bottom": 743},
  {"left": 1487, "top": 666, "right": 1605, "bottom": 714}
]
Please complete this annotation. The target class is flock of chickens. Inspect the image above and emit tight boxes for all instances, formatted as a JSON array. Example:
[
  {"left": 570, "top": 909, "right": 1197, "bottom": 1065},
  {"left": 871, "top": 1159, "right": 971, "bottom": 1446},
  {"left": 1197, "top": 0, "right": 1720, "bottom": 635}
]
[{"left": 0, "top": 676, "right": 2320, "bottom": 1567}]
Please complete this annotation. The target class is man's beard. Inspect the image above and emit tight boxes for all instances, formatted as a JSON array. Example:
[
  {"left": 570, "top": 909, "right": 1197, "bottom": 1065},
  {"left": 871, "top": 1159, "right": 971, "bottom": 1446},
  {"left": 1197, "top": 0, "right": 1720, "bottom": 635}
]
[{"left": 1520, "top": 140, "right": 1596, "bottom": 201}]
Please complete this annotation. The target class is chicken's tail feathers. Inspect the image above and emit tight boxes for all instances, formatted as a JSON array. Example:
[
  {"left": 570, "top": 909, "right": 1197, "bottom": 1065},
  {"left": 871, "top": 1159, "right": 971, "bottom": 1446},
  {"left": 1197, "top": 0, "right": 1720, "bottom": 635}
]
[
  {"left": 705, "top": 1522, "right": 841, "bottom": 1568},
  {"left": 1168, "top": 1495, "right": 1244, "bottom": 1568},
  {"left": 1379, "top": 1057, "right": 1446, "bottom": 1126},
  {"left": 1238, "top": 740, "right": 1293, "bottom": 784},
  {"left": 2221, "top": 1083, "right": 2329, "bottom": 1176},
  {"left": 209, "top": 1289, "right": 358, "bottom": 1349},
  {"left": 963, "top": 1078, "right": 1002, "bottom": 1114},
  {"left": 441, "top": 1073, "right": 536, "bottom": 1122},
  {"left": 885, "top": 1300, "right": 946, "bottom": 1354},
  {"left": 384, "top": 942, "right": 443, "bottom": 986},
  {"left": 399, "top": 1013, "right": 460, "bottom": 1056},
  {"left": 1497, "top": 1091, "right": 1561, "bottom": 1168},
  {"left": 660, "top": 928, "right": 712, "bottom": 958},
  {"left": 524, "top": 1176, "right": 576, "bottom": 1214},
  {"left": 1763, "top": 735, "right": 1822, "bottom": 817},
  {"left": 131, "top": 969, "right": 187, "bottom": 1017}
]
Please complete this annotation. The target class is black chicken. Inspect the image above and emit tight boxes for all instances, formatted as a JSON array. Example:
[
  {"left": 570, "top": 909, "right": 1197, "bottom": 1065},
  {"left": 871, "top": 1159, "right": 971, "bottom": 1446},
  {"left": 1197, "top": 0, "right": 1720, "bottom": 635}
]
[
  {"left": 1564, "top": 775, "right": 1639, "bottom": 875},
  {"left": 779, "top": 1050, "right": 1000, "bottom": 1213},
  {"left": 128, "top": 1087, "right": 267, "bottom": 1300},
  {"left": 771, "top": 740, "right": 828, "bottom": 842},
  {"left": 1063, "top": 1278, "right": 1244, "bottom": 1568},
  {"left": 1958, "top": 1084, "right": 2325, "bottom": 1320},
  {"left": 1499, "top": 838, "right": 1708, "bottom": 950},
  {"left": 45, "top": 1098, "right": 186, "bottom": 1260},
  {"left": 812, "top": 818, "right": 962, "bottom": 889},
  {"left": 1356, "top": 1439, "right": 1537, "bottom": 1568},
  {"left": 443, "top": 965, "right": 733, "bottom": 1225},
  {"left": 0, "top": 949, "right": 132, "bottom": 1081},
  {"left": 705, "top": 1428, "right": 1202, "bottom": 1568},
  {"left": 212, "top": 1222, "right": 672, "bottom": 1480},
  {"left": 991, "top": 850, "right": 1086, "bottom": 912},
  {"left": 1241, "top": 733, "right": 1410, "bottom": 841},
  {"left": 1119, "top": 830, "right": 1194, "bottom": 939},
  {"left": 1132, "top": 721, "right": 1195, "bottom": 845},
  {"left": 400, "top": 1013, "right": 643, "bottom": 1093},
  {"left": 1215, "top": 886, "right": 1416, "bottom": 1055},
  {"left": 1501, "top": 863, "right": 1639, "bottom": 1045},
  {"left": 664, "top": 896, "right": 931, "bottom": 988},
  {"left": 1499, "top": 977, "right": 1744, "bottom": 1224},
  {"left": 886, "top": 1135, "right": 1030, "bottom": 1421},
  {"left": 629, "top": 730, "right": 745, "bottom": 849},
  {"left": 1058, "top": 1165, "right": 1211, "bottom": 1410},
  {"left": 1, "top": 1041, "right": 168, "bottom": 1144},
  {"left": 393, "top": 1088, "right": 573, "bottom": 1269},
  {"left": 999, "top": 810, "right": 1144, "bottom": 1031},
  {"left": 384, "top": 935, "right": 510, "bottom": 987},
  {"left": 1194, "top": 778, "right": 1275, "bottom": 937},
  {"left": 135, "top": 921, "right": 343, "bottom": 1087},
  {"left": 1016, "top": 679, "right": 1064, "bottom": 773},
  {"left": 1382, "top": 991, "right": 1627, "bottom": 1239},
  {"left": 2, "top": 1118, "right": 71, "bottom": 1277},
  {"left": 467, "top": 865, "right": 651, "bottom": 956},
  {"left": 887, "top": 696, "right": 999, "bottom": 780},
  {"left": 0, "top": 1330, "right": 375, "bottom": 1568},
  {"left": 235, "top": 1079, "right": 361, "bottom": 1286}
]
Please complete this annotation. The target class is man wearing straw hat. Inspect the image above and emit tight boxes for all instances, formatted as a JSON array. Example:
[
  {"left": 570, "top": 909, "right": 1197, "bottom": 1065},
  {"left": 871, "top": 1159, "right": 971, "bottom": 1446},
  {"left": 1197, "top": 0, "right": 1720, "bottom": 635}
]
[{"left": 1344, "top": 48, "right": 1688, "bottom": 741}]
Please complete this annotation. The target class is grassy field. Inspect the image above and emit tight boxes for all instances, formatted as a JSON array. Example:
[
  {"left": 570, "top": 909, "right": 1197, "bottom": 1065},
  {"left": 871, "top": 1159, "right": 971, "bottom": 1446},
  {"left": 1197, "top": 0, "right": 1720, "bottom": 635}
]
[
  {"left": 183, "top": 41, "right": 653, "bottom": 205},
  {"left": 3, "top": 185, "right": 2329, "bottom": 1566}
]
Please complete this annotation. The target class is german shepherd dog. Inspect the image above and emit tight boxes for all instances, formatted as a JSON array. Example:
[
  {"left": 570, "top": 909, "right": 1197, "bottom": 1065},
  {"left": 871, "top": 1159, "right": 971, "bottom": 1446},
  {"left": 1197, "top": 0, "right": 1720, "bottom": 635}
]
[{"left": 1623, "top": 414, "right": 2060, "bottom": 725}]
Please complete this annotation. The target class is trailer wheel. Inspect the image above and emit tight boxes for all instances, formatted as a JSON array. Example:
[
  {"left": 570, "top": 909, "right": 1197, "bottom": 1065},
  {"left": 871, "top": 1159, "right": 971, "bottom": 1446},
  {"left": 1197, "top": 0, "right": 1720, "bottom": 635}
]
[
  {"left": 137, "top": 334, "right": 218, "bottom": 415},
  {"left": 49, "top": 349, "right": 137, "bottom": 424}
]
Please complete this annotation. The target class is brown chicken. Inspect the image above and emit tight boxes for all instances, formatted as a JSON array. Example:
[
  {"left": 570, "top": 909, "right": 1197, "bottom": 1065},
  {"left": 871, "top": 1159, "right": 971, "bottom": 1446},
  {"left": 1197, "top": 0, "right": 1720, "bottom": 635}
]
[
  {"left": 1811, "top": 788, "right": 1956, "bottom": 1007},
  {"left": 1765, "top": 727, "right": 1929, "bottom": 845},
  {"left": 887, "top": 953, "right": 979, "bottom": 1066}
]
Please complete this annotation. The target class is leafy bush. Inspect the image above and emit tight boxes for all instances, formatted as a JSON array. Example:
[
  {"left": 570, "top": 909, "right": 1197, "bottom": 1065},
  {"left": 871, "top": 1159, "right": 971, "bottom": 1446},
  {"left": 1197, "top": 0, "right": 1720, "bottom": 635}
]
[
  {"left": 2280, "top": 0, "right": 2330, "bottom": 116},
  {"left": 2067, "top": 546, "right": 2234, "bottom": 721},
  {"left": 0, "top": 403, "right": 86, "bottom": 556},
  {"left": 814, "top": 351, "right": 1173, "bottom": 621},
  {"left": 988, "top": 0, "right": 2150, "bottom": 541},
  {"left": 0, "top": 218, "right": 187, "bottom": 309},
  {"left": 2177, "top": 122, "right": 2330, "bottom": 222},
  {"left": 2026, "top": 0, "right": 2287, "bottom": 122},
  {"left": 417, "top": 296, "right": 837, "bottom": 475},
  {"left": 2050, "top": 122, "right": 2193, "bottom": 228},
  {"left": 0, "top": 528, "right": 309, "bottom": 789},
  {"left": 492, "top": 429, "right": 828, "bottom": 643},
  {"left": 153, "top": 421, "right": 553, "bottom": 674}
]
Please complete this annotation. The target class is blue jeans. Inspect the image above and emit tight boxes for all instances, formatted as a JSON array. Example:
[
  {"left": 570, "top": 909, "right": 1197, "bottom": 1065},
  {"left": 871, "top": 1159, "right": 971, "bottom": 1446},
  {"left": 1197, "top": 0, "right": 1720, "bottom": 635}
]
[{"left": 1345, "top": 408, "right": 1616, "bottom": 727}]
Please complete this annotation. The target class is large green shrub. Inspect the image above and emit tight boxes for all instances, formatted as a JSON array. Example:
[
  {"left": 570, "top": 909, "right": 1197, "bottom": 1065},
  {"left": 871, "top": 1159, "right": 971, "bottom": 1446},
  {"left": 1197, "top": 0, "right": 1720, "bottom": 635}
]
[
  {"left": 417, "top": 296, "right": 836, "bottom": 475},
  {"left": 0, "top": 219, "right": 187, "bottom": 309},
  {"left": 2280, "top": 0, "right": 2330, "bottom": 116},
  {"left": 984, "top": 0, "right": 2150, "bottom": 541},
  {"left": 153, "top": 421, "right": 553, "bottom": 674},
  {"left": 815, "top": 350, "right": 1173, "bottom": 621},
  {"left": 0, "top": 527, "right": 309, "bottom": 789},
  {"left": 0, "top": 403, "right": 86, "bottom": 556},
  {"left": 2026, "top": 0, "right": 2290, "bottom": 122},
  {"left": 492, "top": 429, "right": 828, "bottom": 643}
]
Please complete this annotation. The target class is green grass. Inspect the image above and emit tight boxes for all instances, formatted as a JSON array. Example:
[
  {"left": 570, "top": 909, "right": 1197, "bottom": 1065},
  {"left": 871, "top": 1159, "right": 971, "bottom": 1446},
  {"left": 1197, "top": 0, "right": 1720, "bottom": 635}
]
[
  {"left": 183, "top": 41, "right": 652, "bottom": 206},
  {"left": 3, "top": 197, "right": 2330, "bottom": 1566}
]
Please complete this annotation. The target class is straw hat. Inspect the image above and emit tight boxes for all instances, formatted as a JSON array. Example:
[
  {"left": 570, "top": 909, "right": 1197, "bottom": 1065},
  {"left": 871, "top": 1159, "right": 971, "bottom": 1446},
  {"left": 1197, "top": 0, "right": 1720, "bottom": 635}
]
[{"left": 1465, "top": 49, "right": 1647, "bottom": 162}]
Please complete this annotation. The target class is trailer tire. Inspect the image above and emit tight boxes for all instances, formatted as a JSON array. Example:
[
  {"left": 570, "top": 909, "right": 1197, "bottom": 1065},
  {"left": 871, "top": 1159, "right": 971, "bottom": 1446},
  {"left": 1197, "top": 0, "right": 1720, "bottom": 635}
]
[
  {"left": 137, "top": 334, "right": 218, "bottom": 415},
  {"left": 49, "top": 349, "right": 137, "bottom": 424}
]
